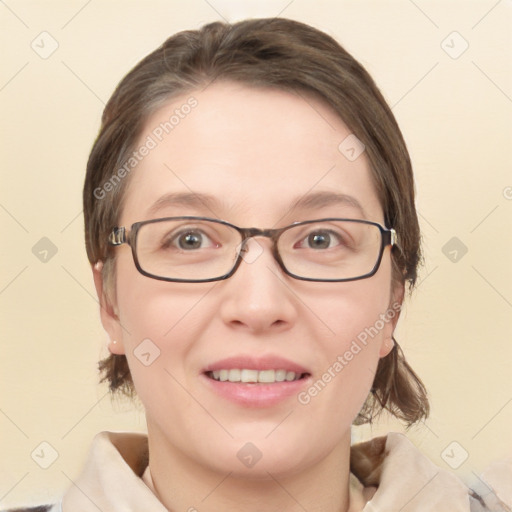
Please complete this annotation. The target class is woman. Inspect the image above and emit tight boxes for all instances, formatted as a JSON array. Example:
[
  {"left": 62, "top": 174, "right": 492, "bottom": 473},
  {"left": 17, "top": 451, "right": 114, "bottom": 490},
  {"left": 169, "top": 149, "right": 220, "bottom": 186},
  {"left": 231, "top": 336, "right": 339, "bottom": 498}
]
[{"left": 11, "top": 17, "right": 496, "bottom": 511}]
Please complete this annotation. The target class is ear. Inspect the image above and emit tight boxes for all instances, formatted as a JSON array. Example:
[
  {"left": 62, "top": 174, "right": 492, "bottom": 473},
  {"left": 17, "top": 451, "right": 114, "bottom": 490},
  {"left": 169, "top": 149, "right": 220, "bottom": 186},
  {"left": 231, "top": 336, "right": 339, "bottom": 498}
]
[
  {"left": 92, "top": 261, "right": 125, "bottom": 355},
  {"left": 379, "top": 282, "right": 405, "bottom": 358}
]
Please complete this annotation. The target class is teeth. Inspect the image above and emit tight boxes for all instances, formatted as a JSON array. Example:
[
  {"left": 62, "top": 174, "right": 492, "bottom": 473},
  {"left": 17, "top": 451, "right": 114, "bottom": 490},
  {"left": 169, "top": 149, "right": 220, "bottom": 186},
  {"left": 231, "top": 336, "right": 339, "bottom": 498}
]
[
  {"left": 285, "top": 371, "right": 296, "bottom": 382},
  {"left": 258, "top": 370, "right": 275, "bottom": 383},
  {"left": 208, "top": 369, "right": 303, "bottom": 383},
  {"left": 228, "top": 369, "right": 241, "bottom": 382},
  {"left": 240, "top": 369, "right": 258, "bottom": 383},
  {"left": 275, "top": 369, "right": 287, "bottom": 382}
]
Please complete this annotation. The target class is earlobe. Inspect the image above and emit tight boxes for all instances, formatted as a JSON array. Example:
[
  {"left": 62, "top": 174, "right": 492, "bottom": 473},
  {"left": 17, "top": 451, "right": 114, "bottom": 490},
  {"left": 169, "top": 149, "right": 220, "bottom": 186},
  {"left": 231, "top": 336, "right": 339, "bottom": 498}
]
[
  {"left": 379, "top": 283, "right": 404, "bottom": 358},
  {"left": 92, "top": 261, "right": 126, "bottom": 355},
  {"left": 379, "top": 336, "right": 395, "bottom": 357},
  {"left": 108, "top": 339, "right": 124, "bottom": 355}
]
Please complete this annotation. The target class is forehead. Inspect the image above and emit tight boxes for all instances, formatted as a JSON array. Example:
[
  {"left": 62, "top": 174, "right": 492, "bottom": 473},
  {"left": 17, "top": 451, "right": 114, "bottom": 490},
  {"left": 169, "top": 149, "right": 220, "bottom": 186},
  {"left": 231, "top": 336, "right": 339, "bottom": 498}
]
[{"left": 120, "top": 81, "right": 382, "bottom": 226}]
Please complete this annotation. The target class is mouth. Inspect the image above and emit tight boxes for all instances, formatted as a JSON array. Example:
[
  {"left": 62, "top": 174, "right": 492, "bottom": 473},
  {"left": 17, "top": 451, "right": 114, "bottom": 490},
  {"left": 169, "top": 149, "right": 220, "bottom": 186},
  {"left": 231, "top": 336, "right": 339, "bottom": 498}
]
[
  {"left": 201, "top": 356, "right": 311, "bottom": 407},
  {"left": 205, "top": 369, "right": 309, "bottom": 383}
]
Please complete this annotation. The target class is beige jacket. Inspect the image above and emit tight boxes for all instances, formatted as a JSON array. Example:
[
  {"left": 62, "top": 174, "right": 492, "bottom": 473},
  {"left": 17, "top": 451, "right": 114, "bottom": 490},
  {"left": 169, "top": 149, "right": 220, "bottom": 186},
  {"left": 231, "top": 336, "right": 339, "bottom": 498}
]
[{"left": 11, "top": 431, "right": 510, "bottom": 511}]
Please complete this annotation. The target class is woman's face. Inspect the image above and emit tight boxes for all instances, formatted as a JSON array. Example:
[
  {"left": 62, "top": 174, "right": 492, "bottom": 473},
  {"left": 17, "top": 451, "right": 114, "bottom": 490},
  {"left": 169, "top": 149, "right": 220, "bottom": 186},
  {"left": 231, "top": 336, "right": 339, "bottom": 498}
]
[{"left": 97, "top": 81, "right": 401, "bottom": 477}]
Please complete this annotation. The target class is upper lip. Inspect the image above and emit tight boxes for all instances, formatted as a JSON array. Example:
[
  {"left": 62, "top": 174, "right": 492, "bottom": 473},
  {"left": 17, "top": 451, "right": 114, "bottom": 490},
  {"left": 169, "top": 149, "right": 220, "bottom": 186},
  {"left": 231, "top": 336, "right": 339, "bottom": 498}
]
[{"left": 203, "top": 355, "right": 310, "bottom": 375}]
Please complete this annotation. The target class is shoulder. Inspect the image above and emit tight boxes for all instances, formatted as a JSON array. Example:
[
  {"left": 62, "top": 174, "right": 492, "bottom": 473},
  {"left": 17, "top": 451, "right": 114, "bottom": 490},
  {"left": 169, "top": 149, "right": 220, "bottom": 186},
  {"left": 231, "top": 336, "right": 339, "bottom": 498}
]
[
  {"left": 3, "top": 506, "right": 56, "bottom": 512},
  {"left": 351, "top": 433, "right": 495, "bottom": 510}
]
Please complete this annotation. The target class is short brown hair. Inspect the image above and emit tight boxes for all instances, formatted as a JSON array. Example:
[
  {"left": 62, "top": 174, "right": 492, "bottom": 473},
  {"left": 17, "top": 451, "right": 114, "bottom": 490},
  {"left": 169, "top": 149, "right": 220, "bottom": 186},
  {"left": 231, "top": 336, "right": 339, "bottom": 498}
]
[{"left": 84, "top": 18, "right": 428, "bottom": 425}]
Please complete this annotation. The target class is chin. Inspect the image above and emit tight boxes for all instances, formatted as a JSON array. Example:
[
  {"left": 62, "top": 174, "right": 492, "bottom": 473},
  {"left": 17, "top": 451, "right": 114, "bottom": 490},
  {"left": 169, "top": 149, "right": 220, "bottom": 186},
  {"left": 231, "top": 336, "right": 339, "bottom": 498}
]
[{"left": 198, "top": 433, "right": 321, "bottom": 480}]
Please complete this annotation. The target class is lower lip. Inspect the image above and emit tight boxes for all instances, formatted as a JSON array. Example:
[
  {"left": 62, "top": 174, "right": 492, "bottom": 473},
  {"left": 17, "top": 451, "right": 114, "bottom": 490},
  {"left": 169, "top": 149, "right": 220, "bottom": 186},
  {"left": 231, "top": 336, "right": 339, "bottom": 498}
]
[{"left": 201, "top": 374, "right": 310, "bottom": 408}]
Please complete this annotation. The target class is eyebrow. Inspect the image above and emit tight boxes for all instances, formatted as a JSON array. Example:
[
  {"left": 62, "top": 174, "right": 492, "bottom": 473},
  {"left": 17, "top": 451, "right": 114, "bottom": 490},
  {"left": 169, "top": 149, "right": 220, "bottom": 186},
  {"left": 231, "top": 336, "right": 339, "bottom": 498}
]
[
  {"left": 290, "top": 191, "right": 367, "bottom": 219},
  {"left": 146, "top": 191, "right": 367, "bottom": 220},
  {"left": 146, "top": 192, "right": 222, "bottom": 217}
]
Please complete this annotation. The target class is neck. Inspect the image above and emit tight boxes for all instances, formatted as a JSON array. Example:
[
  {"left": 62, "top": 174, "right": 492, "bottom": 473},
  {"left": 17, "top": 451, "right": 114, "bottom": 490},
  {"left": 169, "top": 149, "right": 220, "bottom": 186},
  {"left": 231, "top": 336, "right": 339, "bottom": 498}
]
[{"left": 145, "top": 426, "right": 353, "bottom": 512}]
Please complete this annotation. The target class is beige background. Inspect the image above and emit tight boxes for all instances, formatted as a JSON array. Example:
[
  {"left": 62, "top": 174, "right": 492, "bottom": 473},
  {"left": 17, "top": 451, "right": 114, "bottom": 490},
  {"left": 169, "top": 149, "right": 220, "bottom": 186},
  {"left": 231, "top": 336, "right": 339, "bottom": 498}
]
[{"left": 1, "top": 0, "right": 511, "bottom": 507}]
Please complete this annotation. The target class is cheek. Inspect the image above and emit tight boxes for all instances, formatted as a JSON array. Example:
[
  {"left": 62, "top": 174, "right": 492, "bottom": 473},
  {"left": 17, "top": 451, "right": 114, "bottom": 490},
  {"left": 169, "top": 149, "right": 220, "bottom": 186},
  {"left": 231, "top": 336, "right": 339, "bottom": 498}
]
[
  {"left": 114, "top": 267, "right": 216, "bottom": 396},
  {"left": 314, "top": 269, "right": 393, "bottom": 349},
  {"left": 295, "top": 341, "right": 378, "bottom": 439},
  {"left": 115, "top": 254, "right": 214, "bottom": 341},
  {"left": 302, "top": 276, "right": 393, "bottom": 413}
]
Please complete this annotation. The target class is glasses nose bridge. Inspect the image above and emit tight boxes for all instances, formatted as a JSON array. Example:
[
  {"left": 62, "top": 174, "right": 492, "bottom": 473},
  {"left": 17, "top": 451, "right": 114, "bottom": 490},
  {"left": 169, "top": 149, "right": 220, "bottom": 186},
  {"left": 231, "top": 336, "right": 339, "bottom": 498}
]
[
  {"left": 237, "top": 227, "right": 284, "bottom": 270},
  {"left": 234, "top": 226, "right": 285, "bottom": 278},
  {"left": 239, "top": 226, "right": 281, "bottom": 247}
]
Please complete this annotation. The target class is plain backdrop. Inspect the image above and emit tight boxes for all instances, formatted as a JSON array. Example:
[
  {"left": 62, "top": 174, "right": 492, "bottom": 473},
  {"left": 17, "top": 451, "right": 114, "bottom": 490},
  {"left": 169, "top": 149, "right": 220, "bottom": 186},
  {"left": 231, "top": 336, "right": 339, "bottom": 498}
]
[{"left": 1, "top": 0, "right": 511, "bottom": 507}]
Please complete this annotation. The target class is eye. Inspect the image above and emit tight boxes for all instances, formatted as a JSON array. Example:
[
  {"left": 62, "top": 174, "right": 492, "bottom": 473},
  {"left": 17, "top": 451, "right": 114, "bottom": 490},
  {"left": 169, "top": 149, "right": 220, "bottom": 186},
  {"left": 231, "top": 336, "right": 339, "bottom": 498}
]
[
  {"left": 165, "top": 229, "right": 216, "bottom": 250},
  {"left": 300, "top": 229, "right": 344, "bottom": 250},
  {"left": 306, "top": 231, "right": 334, "bottom": 249}
]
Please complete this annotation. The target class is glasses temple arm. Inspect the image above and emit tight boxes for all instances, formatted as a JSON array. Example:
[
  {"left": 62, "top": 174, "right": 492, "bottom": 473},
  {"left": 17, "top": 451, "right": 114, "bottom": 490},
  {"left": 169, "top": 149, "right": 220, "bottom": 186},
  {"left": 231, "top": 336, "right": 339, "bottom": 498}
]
[{"left": 109, "top": 227, "right": 126, "bottom": 246}]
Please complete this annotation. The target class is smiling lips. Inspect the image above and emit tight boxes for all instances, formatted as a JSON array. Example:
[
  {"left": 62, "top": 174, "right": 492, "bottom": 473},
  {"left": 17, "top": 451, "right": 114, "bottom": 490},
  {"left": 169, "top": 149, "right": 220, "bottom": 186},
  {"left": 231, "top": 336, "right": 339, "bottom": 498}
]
[
  {"left": 204, "top": 355, "right": 310, "bottom": 383},
  {"left": 202, "top": 356, "right": 310, "bottom": 407},
  {"left": 207, "top": 368, "right": 305, "bottom": 383}
]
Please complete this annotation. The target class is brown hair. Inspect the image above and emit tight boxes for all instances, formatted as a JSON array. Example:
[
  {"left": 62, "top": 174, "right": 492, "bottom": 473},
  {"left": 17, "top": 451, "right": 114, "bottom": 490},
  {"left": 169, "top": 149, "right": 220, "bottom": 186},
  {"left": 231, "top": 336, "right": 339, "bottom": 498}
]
[{"left": 84, "top": 18, "right": 428, "bottom": 425}]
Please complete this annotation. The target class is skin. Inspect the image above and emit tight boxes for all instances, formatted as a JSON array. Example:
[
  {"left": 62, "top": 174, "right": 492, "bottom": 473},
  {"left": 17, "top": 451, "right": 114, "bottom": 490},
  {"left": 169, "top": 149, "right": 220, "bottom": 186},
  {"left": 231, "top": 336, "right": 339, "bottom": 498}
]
[{"left": 93, "top": 81, "right": 402, "bottom": 511}]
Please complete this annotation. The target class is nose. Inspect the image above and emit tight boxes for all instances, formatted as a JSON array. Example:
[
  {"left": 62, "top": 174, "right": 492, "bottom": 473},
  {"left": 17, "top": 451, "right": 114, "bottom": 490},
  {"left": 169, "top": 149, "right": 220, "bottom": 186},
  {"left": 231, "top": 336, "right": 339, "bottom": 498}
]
[{"left": 218, "top": 238, "right": 298, "bottom": 334}]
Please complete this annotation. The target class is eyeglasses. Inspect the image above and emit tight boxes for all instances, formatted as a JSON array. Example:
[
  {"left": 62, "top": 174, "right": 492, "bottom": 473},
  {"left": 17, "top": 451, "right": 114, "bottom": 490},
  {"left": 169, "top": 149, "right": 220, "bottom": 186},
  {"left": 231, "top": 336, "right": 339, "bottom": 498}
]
[{"left": 108, "top": 216, "right": 397, "bottom": 283}]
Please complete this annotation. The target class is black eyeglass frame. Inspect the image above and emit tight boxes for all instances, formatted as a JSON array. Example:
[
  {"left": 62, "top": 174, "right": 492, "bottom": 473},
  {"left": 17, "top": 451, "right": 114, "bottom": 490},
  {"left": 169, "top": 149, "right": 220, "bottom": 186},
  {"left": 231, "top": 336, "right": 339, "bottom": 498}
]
[{"left": 108, "top": 216, "right": 397, "bottom": 283}]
